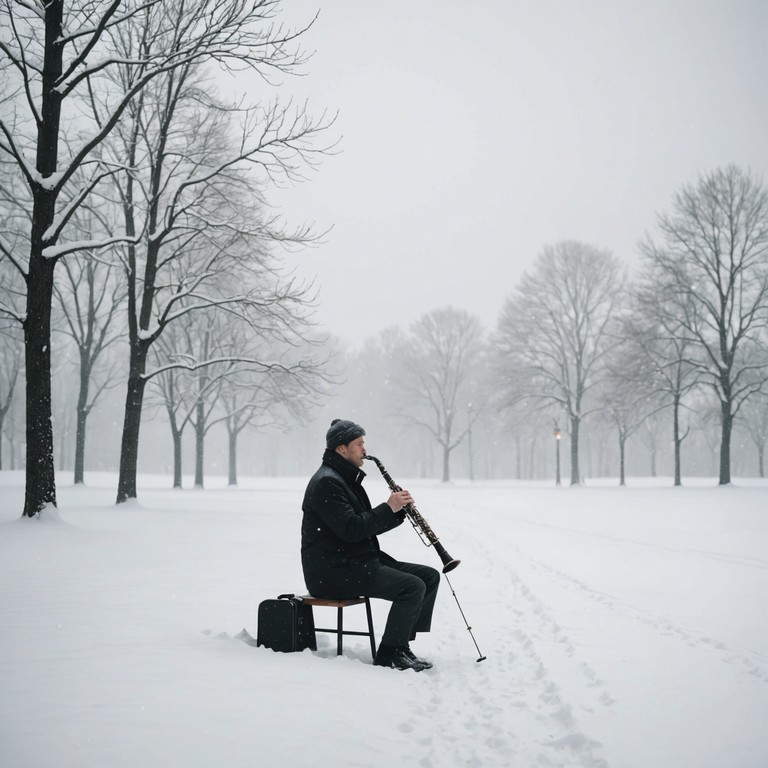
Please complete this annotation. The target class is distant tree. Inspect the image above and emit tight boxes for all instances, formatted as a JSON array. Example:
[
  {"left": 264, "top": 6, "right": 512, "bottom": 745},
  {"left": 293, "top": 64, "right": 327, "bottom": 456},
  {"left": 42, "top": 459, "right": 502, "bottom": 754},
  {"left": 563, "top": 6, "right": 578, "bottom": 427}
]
[
  {"left": 186, "top": 319, "right": 225, "bottom": 489},
  {"left": 53, "top": 216, "right": 126, "bottom": 483},
  {"left": 622, "top": 281, "right": 700, "bottom": 485},
  {"left": 386, "top": 307, "right": 485, "bottom": 482},
  {"left": 147, "top": 314, "right": 227, "bottom": 490},
  {"left": 735, "top": 381, "right": 768, "bottom": 477},
  {"left": 219, "top": 374, "right": 277, "bottom": 487},
  {"left": 599, "top": 338, "right": 660, "bottom": 486},
  {"left": 637, "top": 412, "right": 666, "bottom": 478},
  {"left": 640, "top": 165, "right": 768, "bottom": 485},
  {"left": 150, "top": 307, "right": 330, "bottom": 488},
  {"left": 0, "top": 326, "right": 22, "bottom": 470},
  {"left": 150, "top": 335, "right": 192, "bottom": 489},
  {"left": 490, "top": 241, "right": 624, "bottom": 485},
  {"left": 219, "top": 337, "right": 327, "bottom": 486}
]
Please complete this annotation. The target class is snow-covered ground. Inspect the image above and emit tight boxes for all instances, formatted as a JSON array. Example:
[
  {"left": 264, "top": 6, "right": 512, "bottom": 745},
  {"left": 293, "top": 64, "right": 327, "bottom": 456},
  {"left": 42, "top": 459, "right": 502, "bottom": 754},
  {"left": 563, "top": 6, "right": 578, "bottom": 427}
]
[{"left": 1, "top": 470, "right": 767, "bottom": 768}]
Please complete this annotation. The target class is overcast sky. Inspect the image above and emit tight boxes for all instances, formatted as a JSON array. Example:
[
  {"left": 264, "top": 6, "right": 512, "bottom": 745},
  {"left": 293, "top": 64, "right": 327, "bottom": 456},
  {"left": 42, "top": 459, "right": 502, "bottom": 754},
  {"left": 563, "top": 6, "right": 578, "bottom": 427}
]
[{"left": 259, "top": 0, "right": 768, "bottom": 345}]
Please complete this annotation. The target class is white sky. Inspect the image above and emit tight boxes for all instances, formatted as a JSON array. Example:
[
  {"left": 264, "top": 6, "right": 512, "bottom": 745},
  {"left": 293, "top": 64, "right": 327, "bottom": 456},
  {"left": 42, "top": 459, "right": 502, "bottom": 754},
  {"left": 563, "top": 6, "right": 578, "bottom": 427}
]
[{"left": 252, "top": 0, "right": 768, "bottom": 344}]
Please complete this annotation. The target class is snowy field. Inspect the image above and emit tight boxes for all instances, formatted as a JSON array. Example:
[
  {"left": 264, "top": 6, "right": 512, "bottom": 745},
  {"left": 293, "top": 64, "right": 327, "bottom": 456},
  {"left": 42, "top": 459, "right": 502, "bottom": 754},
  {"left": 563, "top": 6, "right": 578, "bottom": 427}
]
[{"left": 1, "top": 470, "right": 767, "bottom": 768}]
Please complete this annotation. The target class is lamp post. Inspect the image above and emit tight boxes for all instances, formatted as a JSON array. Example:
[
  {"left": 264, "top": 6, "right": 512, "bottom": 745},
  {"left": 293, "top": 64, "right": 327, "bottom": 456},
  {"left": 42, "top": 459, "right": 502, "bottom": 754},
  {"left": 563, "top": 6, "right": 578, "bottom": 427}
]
[
  {"left": 467, "top": 402, "right": 474, "bottom": 481},
  {"left": 553, "top": 424, "right": 561, "bottom": 486}
]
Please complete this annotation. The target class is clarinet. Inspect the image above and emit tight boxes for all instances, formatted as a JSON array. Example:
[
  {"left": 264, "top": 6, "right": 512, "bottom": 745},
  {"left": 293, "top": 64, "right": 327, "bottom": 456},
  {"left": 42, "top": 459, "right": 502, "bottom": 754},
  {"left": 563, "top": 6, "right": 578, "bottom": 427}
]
[
  {"left": 364, "top": 453, "right": 486, "bottom": 662},
  {"left": 364, "top": 454, "right": 460, "bottom": 574}
]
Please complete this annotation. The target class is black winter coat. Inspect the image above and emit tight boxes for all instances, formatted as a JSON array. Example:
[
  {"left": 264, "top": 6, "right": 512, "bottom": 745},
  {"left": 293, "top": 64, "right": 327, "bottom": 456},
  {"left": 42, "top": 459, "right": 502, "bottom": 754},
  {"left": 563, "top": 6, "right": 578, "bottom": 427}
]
[{"left": 301, "top": 449, "right": 405, "bottom": 598}]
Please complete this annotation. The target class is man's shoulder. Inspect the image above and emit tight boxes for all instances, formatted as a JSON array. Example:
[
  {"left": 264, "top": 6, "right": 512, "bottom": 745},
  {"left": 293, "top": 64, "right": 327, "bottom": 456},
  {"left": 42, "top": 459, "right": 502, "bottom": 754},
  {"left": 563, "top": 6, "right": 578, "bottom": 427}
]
[
  {"left": 310, "top": 462, "right": 342, "bottom": 481},
  {"left": 306, "top": 463, "right": 346, "bottom": 493}
]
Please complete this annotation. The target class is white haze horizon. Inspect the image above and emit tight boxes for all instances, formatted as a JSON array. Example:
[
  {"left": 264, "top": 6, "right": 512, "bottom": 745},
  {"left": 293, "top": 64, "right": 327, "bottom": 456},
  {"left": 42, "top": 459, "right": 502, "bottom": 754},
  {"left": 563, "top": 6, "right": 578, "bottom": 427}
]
[{"left": 254, "top": 0, "right": 768, "bottom": 345}]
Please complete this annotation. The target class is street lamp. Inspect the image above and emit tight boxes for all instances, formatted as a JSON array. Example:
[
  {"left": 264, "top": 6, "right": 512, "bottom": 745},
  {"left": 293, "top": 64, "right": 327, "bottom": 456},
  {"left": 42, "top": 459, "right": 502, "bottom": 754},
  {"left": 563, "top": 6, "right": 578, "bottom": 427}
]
[
  {"left": 553, "top": 423, "right": 562, "bottom": 486},
  {"left": 467, "top": 402, "right": 474, "bottom": 481}
]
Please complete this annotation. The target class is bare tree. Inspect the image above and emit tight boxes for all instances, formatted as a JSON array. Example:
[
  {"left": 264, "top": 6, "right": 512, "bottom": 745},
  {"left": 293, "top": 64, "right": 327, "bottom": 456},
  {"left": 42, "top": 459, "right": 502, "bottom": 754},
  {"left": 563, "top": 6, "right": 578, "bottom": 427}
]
[
  {"left": 599, "top": 340, "right": 660, "bottom": 486},
  {"left": 53, "top": 214, "right": 126, "bottom": 483},
  {"left": 622, "top": 281, "right": 700, "bottom": 485},
  {"left": 184, "top": 318, "right": 224, "bottom": 489},
  {"left": 386, "top": 307, "right": 485, "bottom": 482},
  {"left": 637, "top": 412, "right": 666, "bottom": 478},
  {"left": 735, "top": 377, "right": 768, "bottom": 477},
  {"left": 0, "top": 325, "right": 23, "bottom": 470},
  {"left": 100, "top": 16, "right": 332, "bottom": 503},
  {"left": 0, "top": 0, "right": 327, "bottom": 516},
  {"left": 220, "top": 374, "right": 276, "bottom": 486},
  {"left": 147, "top": 314, "right": 227, "bottom": 490},
  {"left": 640, "top": 165, "right": 768, "bottom": 485},
  {"left": 149, "top": 297, "right": 331, "bottom": 489},
  {"left": 150, "top": 323, "right": 194, "bottom": 488},
  {"left": 490, "top": 241, "right": 624, "bottom": 484},
  {"left": 219, "top": 354, "right": 325, "bottom": 485}
]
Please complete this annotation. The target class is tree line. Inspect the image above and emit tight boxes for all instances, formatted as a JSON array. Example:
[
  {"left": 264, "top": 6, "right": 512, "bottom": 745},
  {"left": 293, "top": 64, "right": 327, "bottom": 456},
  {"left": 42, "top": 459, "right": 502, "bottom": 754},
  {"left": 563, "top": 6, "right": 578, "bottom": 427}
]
[
  {"left": 325, "top": 165, "right": 768, "bottom": 486},
  {"left": 2, "top": 6, "right": 767, "bottom": 509}
]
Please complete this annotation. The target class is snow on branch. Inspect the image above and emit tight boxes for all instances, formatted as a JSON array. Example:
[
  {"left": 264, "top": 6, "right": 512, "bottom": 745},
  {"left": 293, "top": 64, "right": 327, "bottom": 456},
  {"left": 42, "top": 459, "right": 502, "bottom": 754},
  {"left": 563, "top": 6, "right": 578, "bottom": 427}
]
[
  {"left": 11, "top": 2, "right": 44, "bottom": 20},
  {"left": 42, "top": 234, "right": 141, "bottom": 260},
  {"left": 55, "top": 0, "right": 134, "bottom": 87},
  {"left": 42, "top": 166, "right": 129, "bottom": 242},
  {"left": 143, "top": 355, "right": 303, "bottom": 382}
]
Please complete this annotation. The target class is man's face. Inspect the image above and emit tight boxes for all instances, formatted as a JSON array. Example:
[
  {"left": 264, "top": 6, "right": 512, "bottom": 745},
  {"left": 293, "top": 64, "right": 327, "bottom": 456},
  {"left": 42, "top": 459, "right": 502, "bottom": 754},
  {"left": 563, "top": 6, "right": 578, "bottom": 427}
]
[{"left": 337, "top": 436, "right": 366, "bottom": 468}]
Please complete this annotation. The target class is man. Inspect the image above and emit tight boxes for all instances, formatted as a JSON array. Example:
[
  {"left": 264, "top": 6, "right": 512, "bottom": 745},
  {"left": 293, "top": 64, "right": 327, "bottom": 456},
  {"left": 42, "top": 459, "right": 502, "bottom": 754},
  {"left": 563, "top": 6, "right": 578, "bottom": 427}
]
[{"left": 301, "top": 418, "right": 440, "bottom": 672}]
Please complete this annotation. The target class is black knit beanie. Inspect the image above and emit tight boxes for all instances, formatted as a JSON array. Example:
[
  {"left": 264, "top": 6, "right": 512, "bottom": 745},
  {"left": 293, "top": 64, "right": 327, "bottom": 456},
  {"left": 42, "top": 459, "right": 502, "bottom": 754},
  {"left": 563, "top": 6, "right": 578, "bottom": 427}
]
[{"left": 326, "top": 418, "right": 366, "bottom": 450}]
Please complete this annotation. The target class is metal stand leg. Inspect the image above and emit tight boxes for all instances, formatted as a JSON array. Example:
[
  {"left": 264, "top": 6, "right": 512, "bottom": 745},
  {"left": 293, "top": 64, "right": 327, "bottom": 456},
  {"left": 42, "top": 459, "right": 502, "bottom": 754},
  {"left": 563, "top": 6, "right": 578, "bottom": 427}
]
[{"left": 364, "top": 598, "right": 376, "bottom": 659}]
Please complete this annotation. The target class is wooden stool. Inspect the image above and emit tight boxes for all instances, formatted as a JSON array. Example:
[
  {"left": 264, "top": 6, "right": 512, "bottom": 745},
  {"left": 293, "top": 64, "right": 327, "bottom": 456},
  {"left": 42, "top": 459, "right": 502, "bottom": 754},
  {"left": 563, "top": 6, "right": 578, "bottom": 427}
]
[{"left": 300, "top": 596, "right": 376, "bottom": 660}]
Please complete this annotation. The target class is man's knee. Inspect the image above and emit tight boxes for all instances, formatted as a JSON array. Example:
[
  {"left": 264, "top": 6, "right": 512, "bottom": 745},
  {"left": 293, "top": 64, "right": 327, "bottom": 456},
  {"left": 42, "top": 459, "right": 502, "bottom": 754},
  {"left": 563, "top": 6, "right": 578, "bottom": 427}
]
[
  {"left": 419, "top": 565, "right": 440, "bottom": 594},
  {"left": 392, "top": 573, "right": 425, "bottom": 604},
  {"left": 409, "top": 576, "right": 426, "bottom": 600}
]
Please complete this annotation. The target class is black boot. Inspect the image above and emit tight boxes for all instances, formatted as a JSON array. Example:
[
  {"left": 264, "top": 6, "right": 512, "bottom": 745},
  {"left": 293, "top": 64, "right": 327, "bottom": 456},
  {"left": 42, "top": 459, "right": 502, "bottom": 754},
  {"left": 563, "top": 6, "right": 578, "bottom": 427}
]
[
  {"left": 374, "top": 643, "right": 429, "bottom": 672},
  {"left": 403, "top": 643, "right": 433, "bottom": 670}
]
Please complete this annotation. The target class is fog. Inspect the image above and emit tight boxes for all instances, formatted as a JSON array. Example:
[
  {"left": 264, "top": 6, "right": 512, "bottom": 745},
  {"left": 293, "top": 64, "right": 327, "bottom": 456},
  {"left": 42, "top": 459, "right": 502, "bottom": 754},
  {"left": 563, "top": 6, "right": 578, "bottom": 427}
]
[
  {"left": 269, "top": 0, "right": 768, "bottom": 343},
  {"left": 3, "top": 1, "right": 768, "bottom": 488}
]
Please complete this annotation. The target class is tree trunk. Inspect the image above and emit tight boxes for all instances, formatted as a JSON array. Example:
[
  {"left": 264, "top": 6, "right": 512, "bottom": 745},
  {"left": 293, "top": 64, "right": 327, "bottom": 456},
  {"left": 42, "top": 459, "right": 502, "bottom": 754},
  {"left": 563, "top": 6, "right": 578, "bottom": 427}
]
[
  {"left": 163, "top": 374, "right": 184, "bottom": 489},
  {"left": 116, "top": 344, "right": 149, "bottom": 503},
  {"left": 648, "top": 430, "right": 657, "bottom": 477},
  {"left": 73, "top": 405, "right": 87, "bottom": 484},
  {"left": 73, "top": 352, "right": 91, "bottom": 484},
  {"left": 21, "top": 1, "right": 64, "bottom": 517},
  {"left": 570, "top": 415, "right": 581, "bottom": 485},
  {"left": 172, "top": 427, "right": 183, "bottom": 488},
  {"left": 719, "top": 399, "right": 732, "bottom": 485},
  {"left": 759, "top": 445, "right": 765, "bottom": 478},
  {"left": 7, "top": 413, "right": 17, "bottom": 470},
  {"left": 23, "top": 239, "right": 58, "bottom": 516},
  {"left": 467, "top": 426, "right": 474, "bottom": 481},
  {"left": 442, "top": 444, "right": 450, "bottom": 482},
  {"left": 528, "top": 437, "right": 536, "bottom": 480},
  {"left": 194, "top": 399, "right": 205, "bottom": 488},
  {"left": 618, "top": 432, "right": 626, "bottom": 486},
  {"left": 673, "top": 395, "right": 682, "bottom": 487},
  {"left": 228, "top": 427, "right": 238, "bottom": 486}
]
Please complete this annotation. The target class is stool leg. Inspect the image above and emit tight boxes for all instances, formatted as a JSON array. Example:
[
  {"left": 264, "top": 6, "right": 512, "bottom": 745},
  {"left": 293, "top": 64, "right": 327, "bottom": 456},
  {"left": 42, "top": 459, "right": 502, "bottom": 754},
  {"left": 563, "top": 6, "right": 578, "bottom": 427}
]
[
  {"left": 336, "top": 606, "right": 343, "bottom": 656},
  {"left": 365, "top": 598, "right": 376, "bottom": 660}
]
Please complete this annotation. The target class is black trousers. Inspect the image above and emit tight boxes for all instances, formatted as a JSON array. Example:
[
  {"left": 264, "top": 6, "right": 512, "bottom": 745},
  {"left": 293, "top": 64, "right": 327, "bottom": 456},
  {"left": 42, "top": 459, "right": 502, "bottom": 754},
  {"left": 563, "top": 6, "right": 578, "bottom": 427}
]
[{"left": 367, "top": 559, "right": 440, "bottom": 648}]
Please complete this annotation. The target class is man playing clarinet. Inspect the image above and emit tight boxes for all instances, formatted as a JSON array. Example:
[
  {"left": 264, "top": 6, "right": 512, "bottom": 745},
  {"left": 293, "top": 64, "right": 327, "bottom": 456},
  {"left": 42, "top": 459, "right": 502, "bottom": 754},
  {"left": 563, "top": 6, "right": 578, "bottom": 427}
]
[{"left": 301, "top": 418, "right": 440, "bottom": 672}]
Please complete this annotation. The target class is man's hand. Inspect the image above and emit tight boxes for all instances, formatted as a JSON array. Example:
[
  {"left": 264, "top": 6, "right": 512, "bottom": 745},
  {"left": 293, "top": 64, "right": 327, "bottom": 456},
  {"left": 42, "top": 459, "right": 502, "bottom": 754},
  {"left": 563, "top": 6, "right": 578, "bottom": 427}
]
[{"left": 387, "top": 489, "right": 413, "bottom": 513}]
